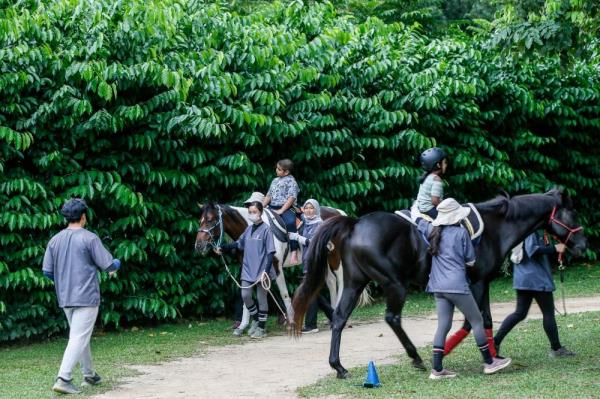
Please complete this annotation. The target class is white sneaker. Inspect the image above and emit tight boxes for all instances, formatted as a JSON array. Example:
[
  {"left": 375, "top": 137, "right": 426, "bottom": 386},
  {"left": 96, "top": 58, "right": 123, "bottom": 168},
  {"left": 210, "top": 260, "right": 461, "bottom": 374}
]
[
  {"left": 483, "top": 357, "right": 512, "bottom": 374},
  {"left": 429, "top": 369, "right": 457, "bottom": 379},
  {"left": 250, "top": 327, "right": 267, "bottom": 339},
  {"left": 53, "top": 378, "right": 81, "bottom": 394}
]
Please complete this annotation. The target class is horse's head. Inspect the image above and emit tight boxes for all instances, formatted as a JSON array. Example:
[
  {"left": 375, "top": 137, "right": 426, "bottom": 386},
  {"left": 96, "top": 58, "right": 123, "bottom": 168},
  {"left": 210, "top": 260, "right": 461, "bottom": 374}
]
[
  {"left": 547, "top": 189, "right": 588, "bottom": 257},
  {"left": 195, "top": 203, "right": 223, "bottom": 255}
]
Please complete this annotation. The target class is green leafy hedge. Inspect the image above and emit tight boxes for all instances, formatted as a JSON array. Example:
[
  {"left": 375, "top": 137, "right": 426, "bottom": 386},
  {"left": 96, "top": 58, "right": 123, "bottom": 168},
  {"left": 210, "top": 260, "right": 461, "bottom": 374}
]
[{"left": 1, "top": 0, "right": 598, "bottom": 342}]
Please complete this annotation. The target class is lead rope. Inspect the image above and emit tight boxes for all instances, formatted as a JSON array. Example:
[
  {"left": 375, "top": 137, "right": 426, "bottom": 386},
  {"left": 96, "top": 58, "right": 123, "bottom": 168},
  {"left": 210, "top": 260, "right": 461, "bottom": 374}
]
[
  {"left": 556, "top": 257, "right": 568, "bottom": 317},
  {"left": 545, "top": 231, "right": 567, "bottom": 317},
  {"left": 216, "top": 252, "right": 288, "bottom": 321},
  {"left": 207, "top": 209, "right": 288, "bottom": 322}
]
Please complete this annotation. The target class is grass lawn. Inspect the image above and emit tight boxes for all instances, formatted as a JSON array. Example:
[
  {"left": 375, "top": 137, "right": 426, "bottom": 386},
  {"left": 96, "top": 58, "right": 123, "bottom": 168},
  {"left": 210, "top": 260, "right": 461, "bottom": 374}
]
[
  {"left": 351, "top": 262, "right": 600, "bottom": 321},
  {"left": 298, "top": 311, "right": 600, "bottom": 399},
  {"left": 0, "top": 263, "right": 597, "bottom": 398}
]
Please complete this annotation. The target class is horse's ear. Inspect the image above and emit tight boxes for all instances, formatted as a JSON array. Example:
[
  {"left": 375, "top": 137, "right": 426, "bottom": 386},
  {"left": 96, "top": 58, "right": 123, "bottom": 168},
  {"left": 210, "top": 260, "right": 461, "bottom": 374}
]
[
  {"left": 497, "top": 189, "right": 510, "bottom": 200},
  {"left": 561, "top": 190, "right": 573, "bottom": 209}
]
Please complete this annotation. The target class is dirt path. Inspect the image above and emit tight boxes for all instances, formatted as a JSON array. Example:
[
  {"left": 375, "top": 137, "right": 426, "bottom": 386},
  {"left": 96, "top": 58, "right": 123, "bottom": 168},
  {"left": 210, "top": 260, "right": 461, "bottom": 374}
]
[{"left": 92, "top": 296, "right": 600, "bottom": 399}]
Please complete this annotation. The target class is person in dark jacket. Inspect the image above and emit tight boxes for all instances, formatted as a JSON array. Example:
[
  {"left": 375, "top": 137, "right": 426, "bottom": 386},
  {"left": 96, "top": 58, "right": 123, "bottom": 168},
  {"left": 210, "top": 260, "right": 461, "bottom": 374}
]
[
  {"left": 289, "top": 199, "right": 333, "bottom": 333},
  {"left": 494, "top": 231, "right": 575, "bottom": 357}
]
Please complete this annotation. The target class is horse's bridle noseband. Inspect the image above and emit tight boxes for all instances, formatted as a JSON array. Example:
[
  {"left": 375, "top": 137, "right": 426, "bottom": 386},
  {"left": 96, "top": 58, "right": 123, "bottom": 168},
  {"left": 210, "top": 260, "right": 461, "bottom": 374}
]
[
  {"left": 547, "top": 206, "right": 583, "bottom": 263},
  {"left": 197, "top": 205, "right": 224, "bottom": 250},
  {"left": 548, "top": 206, "right": 583, "bottom": 246}
]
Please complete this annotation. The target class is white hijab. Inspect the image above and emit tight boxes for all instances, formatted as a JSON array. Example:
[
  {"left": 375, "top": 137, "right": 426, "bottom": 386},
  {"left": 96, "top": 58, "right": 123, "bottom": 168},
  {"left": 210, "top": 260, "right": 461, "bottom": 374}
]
[{"left": 303, "top": 199, "right": 323, "bottom": 225}]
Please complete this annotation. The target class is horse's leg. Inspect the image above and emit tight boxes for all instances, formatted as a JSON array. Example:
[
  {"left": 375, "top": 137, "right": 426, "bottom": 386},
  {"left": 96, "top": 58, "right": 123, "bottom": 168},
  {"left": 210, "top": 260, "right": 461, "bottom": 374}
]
[
  {"left": 329, "top": 279, "right": 367, "bottom": 379},
  {"left": 239, "top": 304, "right": 250, "bottom": 330},
  {"left": 274, "top": 271, "right": 293, "bottom": 321},
  {"left": 384, "top": 282, "right": 425, "bottom": 370},
  {"left": 480, "top": 281, "right": 497, "bottom": 356}
]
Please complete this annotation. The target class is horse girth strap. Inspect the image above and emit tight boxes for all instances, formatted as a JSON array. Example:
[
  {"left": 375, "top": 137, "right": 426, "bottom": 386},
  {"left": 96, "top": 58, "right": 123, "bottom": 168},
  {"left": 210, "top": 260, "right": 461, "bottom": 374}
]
[{"left": 264, "top": 209, "right": 290, "bottom": 243}]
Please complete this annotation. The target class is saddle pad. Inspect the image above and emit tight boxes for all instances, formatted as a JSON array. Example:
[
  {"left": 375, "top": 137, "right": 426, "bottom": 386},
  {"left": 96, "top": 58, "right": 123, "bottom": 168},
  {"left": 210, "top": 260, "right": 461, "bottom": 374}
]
[{"left": 395, "top": 203, "right": 484, "bottom": 241}]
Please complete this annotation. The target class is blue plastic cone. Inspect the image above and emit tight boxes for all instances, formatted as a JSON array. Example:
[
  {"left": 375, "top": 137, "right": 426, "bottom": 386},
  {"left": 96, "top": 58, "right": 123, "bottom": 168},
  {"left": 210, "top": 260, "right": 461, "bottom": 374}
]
[{"left": 363, "top": 361, "right": 381, "bottom": 388}]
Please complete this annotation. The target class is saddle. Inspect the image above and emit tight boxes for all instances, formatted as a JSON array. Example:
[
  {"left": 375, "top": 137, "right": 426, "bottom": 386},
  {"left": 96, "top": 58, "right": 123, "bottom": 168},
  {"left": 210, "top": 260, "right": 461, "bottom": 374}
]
[{"left": 395, "top": 203, "right": 484, "bottom": 241}]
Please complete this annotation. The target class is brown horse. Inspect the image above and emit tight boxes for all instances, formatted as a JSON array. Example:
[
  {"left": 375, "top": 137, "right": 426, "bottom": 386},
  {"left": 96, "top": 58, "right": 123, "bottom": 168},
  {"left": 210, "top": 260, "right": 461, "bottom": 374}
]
[{"left": 194, "top": 202, "right": 369, "bottom": 325}]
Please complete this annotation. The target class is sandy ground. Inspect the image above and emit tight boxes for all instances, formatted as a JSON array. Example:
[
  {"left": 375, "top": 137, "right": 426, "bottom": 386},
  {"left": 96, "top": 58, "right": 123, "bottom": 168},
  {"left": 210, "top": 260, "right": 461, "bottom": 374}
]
[{"left": 92, "top": 296, "right": 600, "bottom": 399}]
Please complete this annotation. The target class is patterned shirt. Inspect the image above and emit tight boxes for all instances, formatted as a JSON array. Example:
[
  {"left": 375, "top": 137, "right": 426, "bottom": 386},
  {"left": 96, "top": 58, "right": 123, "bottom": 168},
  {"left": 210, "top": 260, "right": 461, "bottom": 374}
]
[
  {"left": 267, "top": 175, "right": 299, "bottom": 207},
  {"left": 417, "top": 174, "right": 444, "bottom": 212}
]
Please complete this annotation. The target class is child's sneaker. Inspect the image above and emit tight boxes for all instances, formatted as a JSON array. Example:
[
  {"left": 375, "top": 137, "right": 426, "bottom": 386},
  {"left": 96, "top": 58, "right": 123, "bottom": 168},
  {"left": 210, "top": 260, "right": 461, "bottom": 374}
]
[
  {"left": 301, "top": 327, "right": 319, "bottom": 334},
  {"left": 53, "top": 377, "right": 81, "bottom": 394},
  {"left": 550, "top": 347, "right": 576, "bottom": 357},
  {"left": 250, "top": 327, "right": 267, "bottom": 339},
  {"left": 429, "top": 369, "right": 457, "bottom": 379},
  {"left": 483, "top": 357, "right": 512, "bottom": 374},
  {"left": 81, "top": 373, "right": 102, "bottom": 386}
]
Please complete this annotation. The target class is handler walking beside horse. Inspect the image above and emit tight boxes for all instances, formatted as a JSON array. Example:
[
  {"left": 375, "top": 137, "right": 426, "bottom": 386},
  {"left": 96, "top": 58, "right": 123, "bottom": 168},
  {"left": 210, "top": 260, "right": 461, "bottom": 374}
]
[
  {"left": 494, "top": 231, "right": 576, "bottom": 358},
  {"left": 416, "top": 199, "right": 511, "bottom": 379},
  {"left": 216, "top": 201, "right": 276, "bottom": 338}
]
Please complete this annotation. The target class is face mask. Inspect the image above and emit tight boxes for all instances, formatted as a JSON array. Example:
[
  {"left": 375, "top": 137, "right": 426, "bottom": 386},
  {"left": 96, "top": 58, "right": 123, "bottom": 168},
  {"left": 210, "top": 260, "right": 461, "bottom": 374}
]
[{"left": 249, "top": 213, "right": 261, "bottom": 223}]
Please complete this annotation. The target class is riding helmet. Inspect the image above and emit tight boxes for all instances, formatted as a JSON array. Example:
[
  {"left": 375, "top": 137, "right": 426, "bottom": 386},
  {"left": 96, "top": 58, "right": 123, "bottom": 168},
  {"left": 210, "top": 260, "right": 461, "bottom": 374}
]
[{"left": 420, "top": 147, "right": 447, "bottom": 172}]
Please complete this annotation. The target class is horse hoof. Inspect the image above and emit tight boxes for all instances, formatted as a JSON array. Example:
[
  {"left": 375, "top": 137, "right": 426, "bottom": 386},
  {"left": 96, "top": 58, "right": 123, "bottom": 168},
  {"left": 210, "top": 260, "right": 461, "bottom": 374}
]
[
  {"left": 412, "top": 359, "right": 426, "bottom": 371},
  {"left": 336, "top": 370, "right": 350, "bottom": 379}
]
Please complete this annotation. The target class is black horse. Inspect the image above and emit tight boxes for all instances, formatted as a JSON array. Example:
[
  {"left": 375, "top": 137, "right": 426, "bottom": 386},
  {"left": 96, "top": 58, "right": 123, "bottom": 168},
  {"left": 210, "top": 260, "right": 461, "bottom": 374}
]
[{"left": 292, "top": 189, "right": 587, "bottom": 378}]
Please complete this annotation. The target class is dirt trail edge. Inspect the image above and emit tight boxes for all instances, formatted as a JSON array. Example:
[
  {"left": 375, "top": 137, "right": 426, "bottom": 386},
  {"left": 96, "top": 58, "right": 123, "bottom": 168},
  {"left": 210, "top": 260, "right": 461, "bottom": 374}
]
[{"left": 92, "top": 296, "right": 600, "bottom": 399}]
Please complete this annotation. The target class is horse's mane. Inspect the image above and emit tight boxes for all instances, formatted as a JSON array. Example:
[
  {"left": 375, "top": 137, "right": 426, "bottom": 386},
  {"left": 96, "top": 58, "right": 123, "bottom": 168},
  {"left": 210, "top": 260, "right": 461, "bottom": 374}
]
[
  {"left": 475, "top": 190, "right": 560, "bottom": 220},
  {"left": 219, "top": 204, "right": 249, "bottom": 225}
]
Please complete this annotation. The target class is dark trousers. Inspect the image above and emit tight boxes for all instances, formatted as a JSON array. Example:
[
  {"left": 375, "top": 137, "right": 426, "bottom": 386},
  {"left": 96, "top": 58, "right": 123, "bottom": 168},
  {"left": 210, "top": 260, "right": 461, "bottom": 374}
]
[
  {"left": 270, "top": 206, "right": 298, "bottom": 251},
  {"left": 424, "top": 207, "right": 438, "bottom": 219},
  {"left": 495, "top": 290, "right": 561, "bottom": 351},
  {"left": 303, "top": 272, "right": 334, "bottom": 328}
]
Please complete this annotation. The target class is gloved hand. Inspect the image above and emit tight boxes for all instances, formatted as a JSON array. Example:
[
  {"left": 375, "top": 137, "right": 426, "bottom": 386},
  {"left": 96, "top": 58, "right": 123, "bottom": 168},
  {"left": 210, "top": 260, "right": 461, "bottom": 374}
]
[{"left": 288, "top": 232, "right": 299, "bottom": 241}]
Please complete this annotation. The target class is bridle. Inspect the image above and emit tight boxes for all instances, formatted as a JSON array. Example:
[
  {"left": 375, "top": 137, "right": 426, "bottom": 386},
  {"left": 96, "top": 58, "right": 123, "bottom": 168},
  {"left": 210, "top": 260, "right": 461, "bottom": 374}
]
[
  {"left": 547, "top": 206, "right": 583, "bottom": 262},
  {"left": 196, "top": 205, "right": 224, "bottom": 251}
]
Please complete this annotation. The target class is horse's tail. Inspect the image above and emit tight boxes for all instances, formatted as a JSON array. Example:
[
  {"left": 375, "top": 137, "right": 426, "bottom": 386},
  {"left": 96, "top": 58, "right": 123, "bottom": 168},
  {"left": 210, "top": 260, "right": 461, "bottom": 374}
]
[{"left": 292, "top": 215, "right": 357, "bottom": 336}]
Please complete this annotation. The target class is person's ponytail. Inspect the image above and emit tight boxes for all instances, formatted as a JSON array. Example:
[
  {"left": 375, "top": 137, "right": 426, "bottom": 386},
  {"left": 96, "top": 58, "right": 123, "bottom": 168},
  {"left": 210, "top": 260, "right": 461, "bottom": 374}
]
[{"left": 428, "top": 226, "right": 444, "bottom": 256}]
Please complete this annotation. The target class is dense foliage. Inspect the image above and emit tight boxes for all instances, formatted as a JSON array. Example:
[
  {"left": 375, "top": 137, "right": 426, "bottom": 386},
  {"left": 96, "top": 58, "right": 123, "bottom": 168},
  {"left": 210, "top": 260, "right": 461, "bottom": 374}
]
[{"left": 1, "top": 0, "right": 598, "bottom": 341}]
